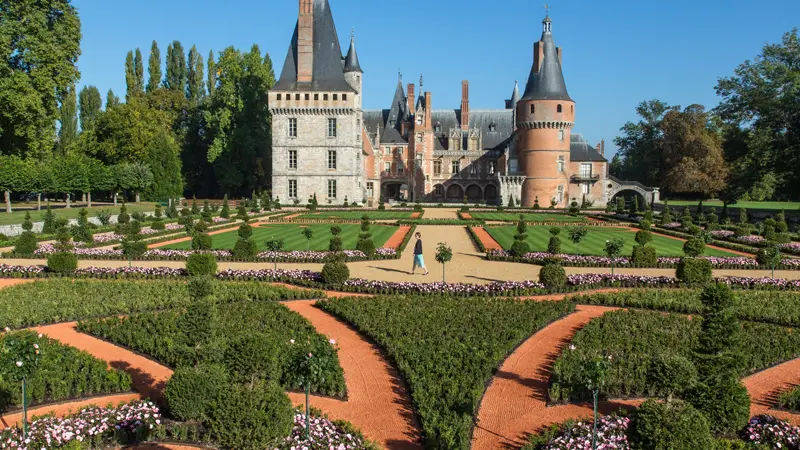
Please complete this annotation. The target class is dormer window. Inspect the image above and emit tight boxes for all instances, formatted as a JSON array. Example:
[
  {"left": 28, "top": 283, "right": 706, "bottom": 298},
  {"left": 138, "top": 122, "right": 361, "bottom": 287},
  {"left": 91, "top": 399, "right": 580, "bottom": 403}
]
[
  {"left": 557, "top": 104, "right": 563, "bottom": 113},
  {"left": 489, "top": 122, "right": 497, "bottom": 132},
  {"left": 434, "top": 122, "right": 441, "bottom": 133}
]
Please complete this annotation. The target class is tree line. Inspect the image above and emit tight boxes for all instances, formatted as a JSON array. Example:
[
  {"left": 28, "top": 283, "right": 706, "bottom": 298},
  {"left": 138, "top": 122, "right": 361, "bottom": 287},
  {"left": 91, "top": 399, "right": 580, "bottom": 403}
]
[
  {"left": 0, "top": 0, "right": 276, "bottom": 208},
  {"left": 611, "top": 29, "right": 799, "bottom": 203}
]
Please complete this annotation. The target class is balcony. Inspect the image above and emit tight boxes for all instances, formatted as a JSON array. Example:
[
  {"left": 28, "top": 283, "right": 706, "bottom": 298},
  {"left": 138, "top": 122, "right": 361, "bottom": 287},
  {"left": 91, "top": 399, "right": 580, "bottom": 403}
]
[{"left": 570, "top": 173, "right": 600, "bottom": 182}]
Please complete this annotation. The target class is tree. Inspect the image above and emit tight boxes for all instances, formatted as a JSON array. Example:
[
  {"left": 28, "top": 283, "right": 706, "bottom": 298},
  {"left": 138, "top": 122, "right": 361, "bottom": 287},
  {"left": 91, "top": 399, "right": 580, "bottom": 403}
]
[
  {"left": 435, "top": 242, "right": 453, "bottom": 283},
  {"left": 207, "top": 50, "right": 217, "bottom": 96},
  {"left": 125, "top": 50, "right": 136, "bottom": 100},
  {"left": 78, "top": 85, "right": 102, "bottom": 132},
  {"left": 660, "top": 105, "right": 729, "bottom": 197},
  {"left": 166, "top": 41, "right": 187, "bottom": 92},
  {"left": 604, "top": 238, "right": 625, "bottom": 275},
  {"left": 127, "top": 163, "right": 155, "bottom": 202},
  {"left": 0, "top": 0, "right": 81, "bottom": 158},
  {"left": 301, "top": 228, "right": 313, "bottom": 251},
  {"left": 147, "top": 40, "right": 162, "bottom": 93},
  {"left": 106, "top": 89, "right": 120, "bottom": 109},
  {"left": 57, "top": 85, "right": 78, "bottom": 155},
  {"left": 613, "top": 100, "right": 675, "bottom": 187},
  {"left": 567, "top": 226, "right": 588, "bottom": 255},
  {"left": 204, "top": 45, "right": 275, "bottom": 196},
  {"left": 265, "top": 239, "right": 284, "bottom": 270},
  {"left": 715, "top": 29, "right": 800, "bottom": 200},
  {"left": 134, "top": 48, "right": 145, "bottom": 95},
  {"left": 187, "top": 45, "right": 205, "bottom": 103},
  {"left": 0, "top": 155, "right": 30, "bottom": 212},
  {"left": 143, "top": 129, "right": 184, "bottom": 201},
  {"left": 52, "top": 153, "right": 91, "bottom": 207}
]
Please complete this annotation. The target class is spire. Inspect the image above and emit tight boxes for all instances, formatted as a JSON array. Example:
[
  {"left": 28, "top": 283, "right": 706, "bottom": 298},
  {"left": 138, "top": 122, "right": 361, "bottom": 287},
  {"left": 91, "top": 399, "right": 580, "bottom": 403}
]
[
  {"left": 521, "top": 14, "right": 572, "bottom": 102},
  {"left": 344, "top": 29, "right": 362, "bottom": 73},
  {"left": 510, "top": 80, "right": 520, "bottom": 107}
]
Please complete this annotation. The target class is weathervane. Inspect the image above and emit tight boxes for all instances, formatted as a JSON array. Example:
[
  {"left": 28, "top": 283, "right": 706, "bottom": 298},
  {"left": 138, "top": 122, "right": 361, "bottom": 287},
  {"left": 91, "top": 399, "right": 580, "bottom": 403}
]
[
  {"left": 351, "top": 28, "right": 354, "bottom": 39},
  {"left": 398, "top": 69, "right": 402, "bottom": 82},
  {"left": 420, "top": 74, "right": 424, "bottom": 91},
  {"left": 544, "top": 3, "right": 549, "bottom": 15}
]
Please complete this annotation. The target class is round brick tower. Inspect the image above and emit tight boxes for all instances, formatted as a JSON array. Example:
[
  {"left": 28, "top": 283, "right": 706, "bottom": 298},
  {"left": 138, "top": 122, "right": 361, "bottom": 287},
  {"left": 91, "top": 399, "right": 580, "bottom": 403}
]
[{"left": 516, "top": 15, "right": 575, "bottom": 208}]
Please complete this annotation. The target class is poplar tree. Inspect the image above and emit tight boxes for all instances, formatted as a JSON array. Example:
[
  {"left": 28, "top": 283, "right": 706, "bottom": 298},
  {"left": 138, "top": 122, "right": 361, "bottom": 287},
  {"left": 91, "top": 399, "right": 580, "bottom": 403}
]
[
  {"left": 106, "top": 89, "right": 120, "bottom": 110},
  {"left": 207, "top": 50, "right": 216, "bottom": 95},
  {"left": 134, "top": 48, "right": 145, "bottom": 94},
  {"left": 147, "top": 41, "right": 162, "bottom": 93},
  {"left": 57, "top": 85, "right": 78, "bottom": 155},
  {"left": 187, "top": 45, "right": 205, "bottom": 103},
  {"left": 166, "top": 41, "right": 187, "bottom": 92},
  {"left": 125, "top": 50, "right": 136, "bottom": 100},
  {"left": 79, "top": 86, "right": 102, "bottom": 131}
]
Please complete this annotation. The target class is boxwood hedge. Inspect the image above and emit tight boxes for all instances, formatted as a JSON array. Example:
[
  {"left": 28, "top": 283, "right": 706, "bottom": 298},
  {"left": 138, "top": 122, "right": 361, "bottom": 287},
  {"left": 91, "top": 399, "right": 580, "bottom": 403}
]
[
  {"left": 0, "top": 279, "right": 326, "bottom": 329},
  {"left": 0, "top": 331, "right": 132, "bottom": 412},
  {"left": 318, "top": 295, "right": 575, "bottom": 450},
  {"left": 78, "top": 300, "right": 346, "bottom": 398},
  {"left": 549, "top": 309, "right": 800, "bottom": 403}
]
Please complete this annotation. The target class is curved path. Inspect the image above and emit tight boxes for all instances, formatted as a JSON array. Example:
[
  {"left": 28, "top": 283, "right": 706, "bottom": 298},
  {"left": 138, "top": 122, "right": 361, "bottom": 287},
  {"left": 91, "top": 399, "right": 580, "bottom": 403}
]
[
  {"left": 0, "top": 282, "right": 421, "bottom": 449},
  {"left": 472, "top": 299, "right": 800, "bottom": 450}
]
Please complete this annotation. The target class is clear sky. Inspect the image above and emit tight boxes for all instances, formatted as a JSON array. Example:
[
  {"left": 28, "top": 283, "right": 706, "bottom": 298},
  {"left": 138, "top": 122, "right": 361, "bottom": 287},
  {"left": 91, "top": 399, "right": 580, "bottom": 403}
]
[{"left": 72, "top": 0, "right": 799, "bottom": 158}]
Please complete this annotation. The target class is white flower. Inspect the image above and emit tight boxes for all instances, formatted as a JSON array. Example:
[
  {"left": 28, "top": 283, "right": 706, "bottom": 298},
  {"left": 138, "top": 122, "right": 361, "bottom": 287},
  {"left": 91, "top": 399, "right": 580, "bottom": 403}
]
[
  {"left": 33, "top": 344, "right": 39, "bottom": 349},
  {"left": 329, "top": 338, "right": 336, "bottom": 345},
  {"left": 569, "top": 344, "right": 576, "bottom": 351},
  {"left": 289, "top": 339, "right": 295, "bottom": 344},
  {"left": 3, "top": 327, "right": 8, "bottom": 332},
  {"left": 15, "top": 361, "right": 22, "bottom": 367},
  {"left": 37, "top": 333, "right": 42, "bottom": 338}
]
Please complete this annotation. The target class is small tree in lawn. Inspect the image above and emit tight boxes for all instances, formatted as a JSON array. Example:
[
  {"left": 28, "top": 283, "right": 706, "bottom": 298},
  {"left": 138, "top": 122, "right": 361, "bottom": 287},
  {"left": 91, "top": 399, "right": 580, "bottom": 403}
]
[
  {"left": 265, "top": 238, "right": 284, "bottom": 270},
  {"left": 41, "top": 204, "right": 57, "bottom": 234},
  {"left": 534, "top": 196, "right": 541, "bottom": 210},
  {"left": 510, "top": 217, "right": 531, "bottom": 257},
  {"left": 548, "top": 226, "right": 562, "bottom": 254},
  {"left": 202, "top": 201, "right": 212, "bottom": 223},
  {"left": 583, "top": 354, "right": 611, "bottom": 450},
  {"left": 757, "top": 243, "right": 782, "bottom": 279},
  {"left": 192, "top": 220, "right": 212, "bottom": 250},
  {"left": 604, "top": 238, "right": 625, "bottom": 274},
  {"left": 232, "top": 215, "right": 257, "bottom": 259},
  {"left": 329, "top": 226, "right": 343, "bottom": 252},
  {"left": 71, "top": 208, "right": 93, "bottom": 243},
  {"left": 301, "top": 228, "right": 314, "bottom": 251},
  {"left": 47, "top": 224, "right": 78, "bottom": 274},
  {"left": 378, "top": 195, "right": 386, "bottom": 210},
  {"left": 220, "top": 195, "right": 230, "bottom": 219},
  {"left": 191, "top": 196, "right": 199, "bottom": 215},
  {"left": 121, "top": 221, "right": 147, "bottom": 266},
  {"left": 356, "top": 215, "right": 375, "bottom": 257},
  {"left": 0, "top": 330, "right": 43, "bottom": 439},
  {"left": 117, "top": 202, "right": 130, "bottom": 225},
  {"left": 435, "top": 242, "right": 453, "bottom": 283},
  {"left": 567, "top": 226, "right": 588, "bottom": 255},
  {"left": 661, "top": 200, "right": 673, "bottom": 225},
  {"left": 151, "top": 204, "right": 165, "bottom": 230},
  {"left": 13, "top": 212, "right": 38, "bottom": 256},
  {"left": 235, "top": 203, "right": 248, "bottom": 221}
]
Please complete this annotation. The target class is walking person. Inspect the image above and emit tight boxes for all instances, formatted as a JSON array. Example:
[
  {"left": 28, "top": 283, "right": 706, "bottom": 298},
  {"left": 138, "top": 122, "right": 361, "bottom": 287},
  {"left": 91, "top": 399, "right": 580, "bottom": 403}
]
[{"left": 411, "top": 232, "right": 429, "bottom": 275}]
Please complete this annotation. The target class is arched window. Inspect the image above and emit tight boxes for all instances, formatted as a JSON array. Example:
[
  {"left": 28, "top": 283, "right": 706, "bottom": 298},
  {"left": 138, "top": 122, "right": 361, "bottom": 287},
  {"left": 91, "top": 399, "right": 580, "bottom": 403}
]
[
  {"left": 530, "top": 104, "right": 535, "bottom": 114},
  {"left": 557, "top": 104, "right": 562, "bottom": 113}
]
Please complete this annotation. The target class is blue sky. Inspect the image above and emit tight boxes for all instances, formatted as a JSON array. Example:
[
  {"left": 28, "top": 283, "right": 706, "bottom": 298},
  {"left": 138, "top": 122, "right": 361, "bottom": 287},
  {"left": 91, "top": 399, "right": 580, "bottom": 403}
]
[{"left": 72, "top": 0, "right": 799, "bottom": 157}]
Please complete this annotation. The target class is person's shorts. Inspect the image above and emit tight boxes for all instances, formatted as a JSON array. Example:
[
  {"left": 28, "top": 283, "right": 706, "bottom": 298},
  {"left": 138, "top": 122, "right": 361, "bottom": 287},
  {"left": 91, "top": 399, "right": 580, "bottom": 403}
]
[{"left": 414, "top": 254, "right": 425, "bottom": 267}]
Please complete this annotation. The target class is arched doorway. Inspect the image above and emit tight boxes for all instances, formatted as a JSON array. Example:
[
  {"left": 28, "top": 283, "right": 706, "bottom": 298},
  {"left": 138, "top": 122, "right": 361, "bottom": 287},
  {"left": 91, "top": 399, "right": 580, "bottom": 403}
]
[
  {"left": 433, "top": 184, "right": 445, "bottom": 201},
  {"left": 383, "top": 183, "right": 407, "bottom": 201},
  {"left": 446, "top": 184, "right": 464, "bottom": 202},
  {"left": 466, "top": 184, "right": 483, "bottom": 202},
  {"left": 610, "top": 190, "right": 648, "bottom": 212},
  {"left": 484, "top": 184, "right": 498, "bottom": 204}
]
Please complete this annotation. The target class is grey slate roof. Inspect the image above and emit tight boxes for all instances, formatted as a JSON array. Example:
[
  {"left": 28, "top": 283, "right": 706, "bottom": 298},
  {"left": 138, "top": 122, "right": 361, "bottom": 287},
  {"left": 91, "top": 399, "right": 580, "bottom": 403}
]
[
  {"left": 274, "top": 0, "right": 354, "bottom": 92},
  {"left": 430, "top": 109, "right": 514, "bottom": 151},
  {"left": 521, "top": 20, "right": 572, "bottom": 102},
  {"left": 343, "top": 35, "right": 362, "bottom": 73},
  {"left": 570, "top": 134, "right": 607, "bottom": 162},
  {"left": 509, "top": 81, "right": 520, "bottom": 108}
]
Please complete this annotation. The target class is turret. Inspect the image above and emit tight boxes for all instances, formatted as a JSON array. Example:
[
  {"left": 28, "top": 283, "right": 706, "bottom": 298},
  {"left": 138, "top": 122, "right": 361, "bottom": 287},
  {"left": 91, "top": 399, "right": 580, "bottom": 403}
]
[
  {"left": 343, "top": 31, "right": 363, "bottom": 108},
  {"left": 516, "top": 15, "right": 575, "bottom": 208}
]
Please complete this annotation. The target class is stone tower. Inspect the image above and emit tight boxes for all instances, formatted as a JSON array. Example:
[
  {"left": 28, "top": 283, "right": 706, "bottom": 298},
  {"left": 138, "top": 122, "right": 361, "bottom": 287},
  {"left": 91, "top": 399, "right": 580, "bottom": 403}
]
[
  {"left": 516, "top": 15, "right": 575, "bottom": 208},
  {"left": 269, "top": 0, "right": 364, "bottom": 205}
]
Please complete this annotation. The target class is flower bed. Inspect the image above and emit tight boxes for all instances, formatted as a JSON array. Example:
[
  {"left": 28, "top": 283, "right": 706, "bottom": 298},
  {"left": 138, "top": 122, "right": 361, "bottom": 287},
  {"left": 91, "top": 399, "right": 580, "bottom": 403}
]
[
  {"left": 743, "top": 415, "right": 800, "bottom": 448},
  {"left": 523, "top": 415, "right": 631, "bottom": 450},
  {"left": 274, "top": 411, "right": 378, "bottom": 449},
  {"left": 0, "top": 400, "right": 160, "bottom": 448},
  {"left": 486, "top": 250, "right": 800, "bottom": 270}
]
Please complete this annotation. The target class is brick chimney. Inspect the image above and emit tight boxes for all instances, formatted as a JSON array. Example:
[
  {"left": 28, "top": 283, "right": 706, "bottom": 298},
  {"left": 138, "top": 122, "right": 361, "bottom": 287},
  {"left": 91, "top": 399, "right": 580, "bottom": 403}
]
[
  {"left": 599, "top": 139, "right": 605, "bottom": 157},
  {"left": 407, "top": 84, "right": 415, "bottom": 119},
  {"left": 533, "top": 41, "right": 544, "bottom": 73},
  {"left": 424, "top": 92, "right": 432, "bottom": 130},
  {"left": 461, "top": 80, "right": 470, "bottom": 130},
  {"left": 297, "top": 0, "right": 314, "bottom": 83}
]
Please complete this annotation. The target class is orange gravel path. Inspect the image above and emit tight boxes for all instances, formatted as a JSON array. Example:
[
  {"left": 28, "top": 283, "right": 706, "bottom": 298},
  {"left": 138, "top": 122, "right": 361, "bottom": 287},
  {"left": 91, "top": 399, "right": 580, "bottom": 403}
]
[
  {"left": 0, "top": 393, "right": 141, "bottom": 429},
  {"left": 283, "top": 300, "right": 422, "bottom": 449},
  {"left": 409, "top": 212, "right": 421, "bottom": 219},
  {"left": 472, "top": 305, "right": 634, "bottom": 450},
  {"left": 470, "top": 227, "right": 503, "bottom": 251},
  {"left": 744, "top": 357, "right": 800, "bottom": 423},
  {"left": 461, "top": 212, "right": 473, "bottom": 219},
  {"left": 0, "top": 279, "right": 34, "bottom": 290},
  {"left": 384, "top": 226, "right": 412, "bottom": 250}
]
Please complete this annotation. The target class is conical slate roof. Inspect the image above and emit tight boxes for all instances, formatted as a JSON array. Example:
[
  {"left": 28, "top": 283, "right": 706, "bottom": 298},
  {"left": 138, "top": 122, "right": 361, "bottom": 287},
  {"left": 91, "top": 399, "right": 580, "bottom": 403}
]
[
  {"left": 274, "top": 0, "right": 354, "bottom": 91},
  {"left": 510, "top": 80, "right": 520, "bottom": 108},
  {"left": 344, "top": 35, "right": 362, "bottom": 73},
  {"left": 521, "top": 17, "right": 572, "bottom": 102}
]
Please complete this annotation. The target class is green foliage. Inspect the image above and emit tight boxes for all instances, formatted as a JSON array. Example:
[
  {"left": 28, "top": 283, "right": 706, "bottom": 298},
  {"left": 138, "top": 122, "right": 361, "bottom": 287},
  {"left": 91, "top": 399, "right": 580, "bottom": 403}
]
[
  {"left": 604, "top": 238, "right": 625, "bottom": 258},
  {"left": 676, "top": 258, "right": 713, "bottom": 285},
  {"left": 321, "top": 255, "right": 350, "bottom": 285},
  {"left": 547, "top": 236, "right": 562, "bottom": 254},
  {"left": 47, "top": 252, "right": 78, "bottom": 274},
  {"left": 628, "top": 399, "right": 714, "bottom": 450},
  {"left": 220, "top": 195, "right": 230, "bottom": 219},
  {"left": 205, "top": 381, "right": 293, "bottom": 450},
  {"left": 329, "top": 236, "right": 343, "bottom": 252},
  {"left": 186, "top": 253, "right": 218, "bottom": 276},
  {"left": 319, "top": 295, "right": 574, "bottom": 450},
  {"left": 510, "top": 240, "right": 531, "bottom": 257},
  {"left": 566, "top": 226, "right": 588, "bottom": 254},
  {"left": 41, "top": 205, "right": 56, "bottom": 234},
  {"left": 79, "top": 300, "right": 345, "bottom": 396},
  {"left": 117, "top": 203, "right": 130, "bottom": 225},
  {"left": 756, "top": 245, "right": 782, "bottom": 268},
  {"left": 778, "top": 386, "right": 800, "bottom": 412},
  {"left": 187, "top": 276, "right": 214, "bottom": 300},
  {"left": 646, "top": 353, "right": 697, "bottom": 400},
  {"left": 13, "top": 231, "right": 37, "bottom": 256},
  {"left": 121, "top": 221, "right": 147, "bottom": 260},
  {"left": 164, "top": 364, "right": 228, "bottom": 422},
  {"left": 0, "top": 331, "right": 132, "bottom": 411},
  {"left": 143, "top": 130, "right": 183, "bottom": 200},
  {"left": 632, "top": 245, "right": 658, "bottom": 266},
  {"left": 683, "top": 237, "right": 706, "bottom": 257},
  {"left": 635, "top": 229, "right": 653, "bottom": 246},
  {"left": 71, "top": 208, "right": 93, "bottom": 243},
  {"left": 0, "top": 279, "right": 323, "bottom": 329},
  {"left": 232, "top": 222, "right": 257, "bottom": 258},
  {"left": 539, "top": 263, "right": 567, "bottom": 289}
]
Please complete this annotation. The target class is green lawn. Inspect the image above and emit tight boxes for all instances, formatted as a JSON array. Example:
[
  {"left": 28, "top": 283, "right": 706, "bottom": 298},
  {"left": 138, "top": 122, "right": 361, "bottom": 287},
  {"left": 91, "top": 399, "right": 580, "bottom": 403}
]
[
  {"left": 162, "top": 223, "right": 399, "bottom": 251},
  {"left": 659, "top": 200, "right": 800, "bottom": 210},
  {"left": 0, "top": 203, "right": 155, "bottom": 226},
  {"left": 485, "top": 225, "right": 739, "bottom": 257},
  {"left": 295, "top": 210, "right": 415, "bottom": 220},
  {"left": 468, "top": 212, "right": 587, "bottom": 222}
]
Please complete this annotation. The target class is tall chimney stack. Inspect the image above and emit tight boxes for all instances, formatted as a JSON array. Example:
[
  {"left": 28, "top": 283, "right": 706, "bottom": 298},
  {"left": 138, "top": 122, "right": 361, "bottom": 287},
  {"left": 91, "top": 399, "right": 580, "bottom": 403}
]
[
  {"left": 297, "top": 0, "right": 314, "bottom": 83},
  {"left": 461, "top": 80, "right": 470, "bottom": 130},
  {"left": 407, "top": 84, "right": 415, "bottom": 118},
  {"left": 424, "top": 92, "right": 432, "bottom": 130}
]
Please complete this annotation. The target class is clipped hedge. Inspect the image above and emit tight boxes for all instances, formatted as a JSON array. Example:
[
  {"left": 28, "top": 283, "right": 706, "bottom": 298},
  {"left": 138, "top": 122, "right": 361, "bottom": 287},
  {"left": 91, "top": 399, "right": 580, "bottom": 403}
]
[
  {"left": 318, "top": 295, "right": 575, "bottom": 450},
  {"left": 185, "top": 253, "right": 217, "bottom": 276},
  {"left": 676, "top": 258, "right": 712, "bottom": 285},
  {"left": 0, "top": 331, "right": 132, "bottom": 412},
  {"left": 628, "top": 399, "right": 714, "bottom": 450},
  {"left": 549, "top": 309, "right": 800, "bottom": 403},
  {"left": 0, "top": 279, "right": 326, "bottom": 329},
  {"left": 78, "top": 300, "right": 346, "bottom": 398}
]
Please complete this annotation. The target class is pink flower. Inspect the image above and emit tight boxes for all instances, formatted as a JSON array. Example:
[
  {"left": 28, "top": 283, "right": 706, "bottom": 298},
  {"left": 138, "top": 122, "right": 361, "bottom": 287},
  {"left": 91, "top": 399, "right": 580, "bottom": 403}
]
[
  {"left": 329, "top": 339, "right": 336, "bottom": 345},
  {"left": 308, "top": 352, "right": 313, "bottom": 358},
  {"left": 15, "top": 361, "right": 22, "bottom": 367}
]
